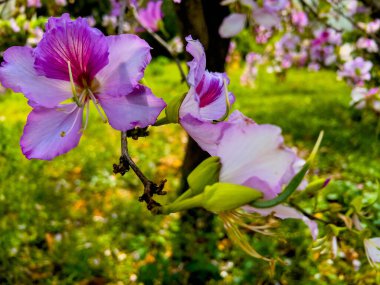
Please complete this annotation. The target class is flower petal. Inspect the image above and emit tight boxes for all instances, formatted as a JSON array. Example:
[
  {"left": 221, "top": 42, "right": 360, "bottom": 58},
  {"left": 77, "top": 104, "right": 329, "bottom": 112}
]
[
  {"left": 180, "top": 114, "right": 231, "bottom": 156},
  {"left": 252, "top": 9, "right": 281, "bottom": 28},
  {"left": 21, "top": 104, "right": 83, "bottom": 160},
  {"left": 0, "top": 46, "right": 72, "bottom": 108},
  {"left": 34, "top": 16, "right": 109, "bottom": 84},
  {"left": 96, "top": 34, "right": 152, "bottom": 97},
  {"left": 218, "top": 121, "right": 297, "bottom": 198},
  {"left": 185, "top": 35, "right": 206, "bottom": 87},
  {"left": 244, "top": 205, "right": 319, "bottom": 239},
  {"left": 219, "top": 13, "right": 246, "bottom": 38},
  {"left": 98, "top": 85, "right": 166, "bottom": 131}
]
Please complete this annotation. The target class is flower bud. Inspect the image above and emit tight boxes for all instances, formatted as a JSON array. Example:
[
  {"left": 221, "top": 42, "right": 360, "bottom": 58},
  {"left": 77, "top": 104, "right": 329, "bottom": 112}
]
[
  {"left": 165, "top": 93, "right": 186, "bottom": 123},
  {"left": 202, "top": 182, "right": 262, "bottom": 213},
  {"left": 187, "top": 156, "right": 221, "bottom": 196}
]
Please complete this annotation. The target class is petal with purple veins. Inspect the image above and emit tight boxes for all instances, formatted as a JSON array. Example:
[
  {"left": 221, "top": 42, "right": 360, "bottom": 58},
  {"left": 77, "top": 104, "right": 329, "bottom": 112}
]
[
  {"left": 0, "top": 46, "right": 72, "bottom": 108},
  {"left": 34, "top": 16, "right": 109, "bottom": 85},
  {"left": 20, "top": 104, "right": 83, "bottom": 160}
]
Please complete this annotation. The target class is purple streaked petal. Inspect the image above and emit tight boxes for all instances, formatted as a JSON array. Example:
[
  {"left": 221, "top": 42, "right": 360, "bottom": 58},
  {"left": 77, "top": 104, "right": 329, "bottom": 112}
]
[
  {"left": 34, "top": 16, "right": 109, "bottom": 85},
  {"left": 96, "top": 34, "right": 152, "bottom": 97},
  {"left": 21, "top": 104, "right": 83, "bottom": 160},
  {"left": 218, "top": 122, "right": 297, "bottom": 198},
  {"left": 244, "top": 205, "right": 318, "bottom": 239},
  {"left": 98, "top": 85, "right": 166, "bottom": 131},
  {"left": 197, "top": 72, "right": 234, "bottom": 121},
  {"left": 219, "top": 13, "right": 246, "bottom": 38},
  {"left": 185, "top": 35, "right": 206, "bottom": 87},
  {"left": 0, "top": 46, "right": 72, "bottom": 108}
]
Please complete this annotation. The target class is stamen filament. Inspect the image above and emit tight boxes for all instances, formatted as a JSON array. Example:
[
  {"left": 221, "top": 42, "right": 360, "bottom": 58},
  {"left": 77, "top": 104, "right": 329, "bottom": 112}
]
[
  {"left": 81, "top": 102, "right": 90, "bottom": 132},
  {"left": 67, "top": 61, "right": 81, "bottom": 107},
  {"left": 88, "top": 89, "right": 108, "bottom": 123},
  {"left": 60, "top": 107, "right": 82, "bottom": 137}
]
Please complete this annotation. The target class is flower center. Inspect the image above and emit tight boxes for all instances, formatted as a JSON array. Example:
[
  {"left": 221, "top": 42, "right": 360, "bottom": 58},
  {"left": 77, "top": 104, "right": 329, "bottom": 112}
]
[{"left": 61, "top": 61, "right": 107, "bottom": 137}]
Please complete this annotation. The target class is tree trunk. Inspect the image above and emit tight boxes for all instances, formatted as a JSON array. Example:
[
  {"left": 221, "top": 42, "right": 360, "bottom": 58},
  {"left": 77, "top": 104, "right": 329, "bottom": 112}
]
[{"left": 172, "top": 1, "right": 230, "bottom": 284}]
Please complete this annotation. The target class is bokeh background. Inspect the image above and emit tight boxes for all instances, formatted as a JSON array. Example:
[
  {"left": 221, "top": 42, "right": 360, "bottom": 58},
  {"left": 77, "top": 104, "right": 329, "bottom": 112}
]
[{"left": 1, "top": 0, "right": 380, "bottom": 284}]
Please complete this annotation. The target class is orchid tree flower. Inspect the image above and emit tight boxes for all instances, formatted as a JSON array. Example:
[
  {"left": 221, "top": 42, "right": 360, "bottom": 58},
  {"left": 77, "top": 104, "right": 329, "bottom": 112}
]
[
  {"left": 338, "top": 57, "right": 373, "bottom": 86},
  {"left": 0, "top": 14, "right": 166, "bottom": 160},
  {"left": 136, "top": 1, "right": 163, "bottom": 32},
  {"left": 178, "top": 36, "right": 235, "bottom": 154}
]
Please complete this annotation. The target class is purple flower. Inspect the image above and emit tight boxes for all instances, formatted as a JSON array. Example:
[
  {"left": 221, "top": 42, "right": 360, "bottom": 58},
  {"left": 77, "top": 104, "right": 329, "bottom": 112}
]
[
  {"left": 0, "top": 14, "right": 166, "bottom": 160},
  {"left": 338, "top": 57, "right": 373, "bottom": 85},
  {"left": 210, "top": 111, "right": 318, "bottom": 239},
  {"left": 179, "top": 36, "right": 234, "bottom": 154},
  {"left": 291, "top": 10, "right": 308, "bottom": 32},
  {"left": 356, "top": 37, "right": 378, "bottom": 53},
  {"left": 137, "top": 1, "right": 163, "bottom": 32},
  {"left": 364, "top": 238, "right": 380, "bottom": 268},
  {"left": 110, "top": 0, "right": 122, "bottom": 16}
]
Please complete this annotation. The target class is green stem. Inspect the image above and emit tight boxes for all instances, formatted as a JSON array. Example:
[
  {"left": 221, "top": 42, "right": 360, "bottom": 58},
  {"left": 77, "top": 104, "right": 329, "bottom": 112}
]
[
  {"left": 161, "top": 194, "right": 204, "bottom": 214},
  {"left": 154, "top": 116, "right": 170, "bottom": 126}
]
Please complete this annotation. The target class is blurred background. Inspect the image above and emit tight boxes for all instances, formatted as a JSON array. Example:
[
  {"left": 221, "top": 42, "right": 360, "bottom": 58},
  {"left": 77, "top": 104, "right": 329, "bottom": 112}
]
[{"left": 1, "top": 0, "right": 380, "bottom": 284}]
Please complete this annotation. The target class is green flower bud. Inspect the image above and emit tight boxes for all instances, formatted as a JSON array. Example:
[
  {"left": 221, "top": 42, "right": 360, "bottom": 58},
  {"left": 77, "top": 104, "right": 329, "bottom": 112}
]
[
  {"left": 202, "top": 182, "right": 262, "bottom": 213},
  {"left": 187, "top": 156, "right": 221, "bottom": 195},
  {"left": 165, "top": 93, "right": 187, "bottom": 124}
]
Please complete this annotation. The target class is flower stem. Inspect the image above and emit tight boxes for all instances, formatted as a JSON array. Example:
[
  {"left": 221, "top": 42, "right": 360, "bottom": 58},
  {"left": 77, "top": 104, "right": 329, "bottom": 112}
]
[{"left": 129, "top": 3, "right": 188, "bottom": 86}]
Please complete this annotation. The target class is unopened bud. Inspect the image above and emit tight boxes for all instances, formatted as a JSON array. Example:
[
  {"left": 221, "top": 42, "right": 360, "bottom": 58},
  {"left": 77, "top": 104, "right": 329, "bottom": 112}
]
[
  {"left": 203, "top": 182, "right": 262, "bottom": 213},
  {"left": 165, "top": 93, "right": 186, "bottom": 123}
]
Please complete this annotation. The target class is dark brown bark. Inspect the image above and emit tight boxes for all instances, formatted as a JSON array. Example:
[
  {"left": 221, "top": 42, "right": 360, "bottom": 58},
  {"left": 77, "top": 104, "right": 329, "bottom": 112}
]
[{"left": 172, "top": 1, "right": 231, "bottom": 283}]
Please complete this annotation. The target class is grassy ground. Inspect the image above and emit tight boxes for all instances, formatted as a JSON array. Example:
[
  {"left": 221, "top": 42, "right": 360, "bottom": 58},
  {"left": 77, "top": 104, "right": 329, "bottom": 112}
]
[{"left": 0, "top": 58, "right": 379, "bottom": 284}]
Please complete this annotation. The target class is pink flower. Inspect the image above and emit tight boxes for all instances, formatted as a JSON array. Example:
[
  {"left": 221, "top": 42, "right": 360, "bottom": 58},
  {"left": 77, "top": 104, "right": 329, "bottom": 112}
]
[
  {"left": 0, "top": 14, "right": 166, "bottom": 160},
  {"left": 219, "top": 13, "right": 246, "bottom": 38},
  {"left": 137, "top": 1, "right": 163, "bottom": 32},
  {"left": 291, "top": 10, "right": 308, "bottom": 31},
  {"left": 356, "top": 37, "right": 378, "bottom": 53},
  {"left": 339, "top": 57, "right": 373, "bottom": 85}
]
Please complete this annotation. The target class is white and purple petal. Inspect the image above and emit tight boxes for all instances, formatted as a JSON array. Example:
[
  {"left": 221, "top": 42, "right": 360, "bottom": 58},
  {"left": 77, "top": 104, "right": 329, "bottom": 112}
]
[
  {"left": 217, "top": 121, "right": 297, "bottom": 198},
  {"left": 96, "top": 34, "right": 152, "bottom": 97},
  {"left": 0, "top": 46, "right": 72, "bottom": 108},
  {"left": 21, "top": 104, "right": 83, "bottom": 160},
  {"left": 98, "top": 85, "right": 166, "bottom": 131}
]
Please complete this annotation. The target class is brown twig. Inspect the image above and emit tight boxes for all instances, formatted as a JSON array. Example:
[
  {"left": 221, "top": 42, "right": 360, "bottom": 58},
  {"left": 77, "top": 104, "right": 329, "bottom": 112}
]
[
  {"left": 129, "top": 2, "right": 188, "bottom": 86},
  {"left": 113, "top": 0, "right": 167, "bottom": 213}
]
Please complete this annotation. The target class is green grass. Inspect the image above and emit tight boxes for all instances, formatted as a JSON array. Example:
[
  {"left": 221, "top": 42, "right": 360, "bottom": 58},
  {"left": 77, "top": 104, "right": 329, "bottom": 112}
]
[{"left": 0, "top": 59, "right": 379, "bottom": 284}]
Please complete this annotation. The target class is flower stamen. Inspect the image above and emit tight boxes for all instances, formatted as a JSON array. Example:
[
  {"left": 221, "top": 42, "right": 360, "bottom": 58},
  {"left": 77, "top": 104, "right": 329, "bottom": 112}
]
[
  {"left": 88, "top": 89, "right": 108, "bottom": 123},
  {"left": 67, "top": 61, "right": 82, "bottom": 107}
]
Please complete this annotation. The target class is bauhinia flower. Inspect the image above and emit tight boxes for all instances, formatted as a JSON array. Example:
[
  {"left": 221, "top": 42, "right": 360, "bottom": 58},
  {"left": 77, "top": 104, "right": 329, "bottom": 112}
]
[
  {"left": 163, "top": 110, "right": 321, "bottom": 259},
  {"left": 178, "top": 36, "right": 234, "bottom": 154},
  {"left": 137, "top": 1, "right": 163, "bottom": 32},
  {"left": 338, "top": 57, "right": 373, "bottom": 86},
  {"left": 0, "top": 14, "right": 166, "bottom": 160}
]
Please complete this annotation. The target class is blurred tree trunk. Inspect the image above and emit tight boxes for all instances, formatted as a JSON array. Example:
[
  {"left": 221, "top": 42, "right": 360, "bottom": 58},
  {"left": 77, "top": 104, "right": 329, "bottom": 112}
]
[
  {"left": 359, "top": 0, "right": 380, "bottom": 17},
  {"left": 172, "top": 1, "right": 230, "bottom": 284}
]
